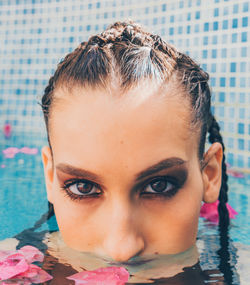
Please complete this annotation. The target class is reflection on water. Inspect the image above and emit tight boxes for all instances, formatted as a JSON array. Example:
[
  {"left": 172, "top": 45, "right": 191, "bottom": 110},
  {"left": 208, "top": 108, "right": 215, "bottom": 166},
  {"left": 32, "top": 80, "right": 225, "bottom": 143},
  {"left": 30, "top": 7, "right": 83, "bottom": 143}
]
[
  {"left": 0, "top": 204, "right": 245, "bottom": 284},
  {"left": 44, "top": 231, "right": 200, "bottom": 283},
  {"left": 0, "top": 225, "right": 241, "bottom": 285}
]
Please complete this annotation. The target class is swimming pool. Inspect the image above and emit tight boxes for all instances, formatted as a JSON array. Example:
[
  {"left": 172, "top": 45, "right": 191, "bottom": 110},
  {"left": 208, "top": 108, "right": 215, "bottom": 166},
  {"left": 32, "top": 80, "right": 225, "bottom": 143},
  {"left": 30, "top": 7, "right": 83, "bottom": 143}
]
[{"left": 0, "top": 132, "right": 249, "bottom": 284}]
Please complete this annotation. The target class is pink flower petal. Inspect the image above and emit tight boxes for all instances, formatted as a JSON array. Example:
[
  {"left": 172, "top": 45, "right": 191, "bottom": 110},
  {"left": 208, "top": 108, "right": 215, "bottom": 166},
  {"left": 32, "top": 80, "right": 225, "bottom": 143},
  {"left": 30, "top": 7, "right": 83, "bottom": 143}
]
[
  {"left": 16, "top": 264, "right": 53, "bottom": 283},
  {"left": 1, "top": 282, "right": 20, "bottom": 285},
  {"left": 4, "top": 153, "right": 15, "bottom": 158},
  {"left": 2, "top": 147, "right": 38, "bottom": 158},
  {"left": 19, "top": 147, "right": 38, "bottom": 155},
  {"left": 227, "top": 169, "right": 244, "bottom": 178},
  {"left": 67, "top": 267, "right": 130, "bottom": 285},
  {"left": 0, "top": 246, "right": 52, "bottom": 283},
  {"left": 200, "top": 200, "right": 219, "bottom": 223},
  {"left": 0, "top": 250, "right": 10, "bottom": 261},
  {"left": 0, "top": 253, "right": 29, "bottom": 280},
  {"left": 2, "top": 147, "right": 19, "bottom": 158},
  {"left": 18, "top": 246, "right": 44, "bottom": 263},
  {"left": 200, "top": 200, "right": 238, "bottom": 223},
  {"left": 4, "top": 124, "right": 11, "bottom": 135}
]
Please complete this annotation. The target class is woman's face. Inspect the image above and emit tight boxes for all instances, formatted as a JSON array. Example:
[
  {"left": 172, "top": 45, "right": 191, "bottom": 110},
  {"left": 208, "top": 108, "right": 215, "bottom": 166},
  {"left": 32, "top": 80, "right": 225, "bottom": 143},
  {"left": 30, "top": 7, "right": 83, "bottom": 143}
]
[{"left": 42, "top": 82, "right": 220, "bottom": 262}]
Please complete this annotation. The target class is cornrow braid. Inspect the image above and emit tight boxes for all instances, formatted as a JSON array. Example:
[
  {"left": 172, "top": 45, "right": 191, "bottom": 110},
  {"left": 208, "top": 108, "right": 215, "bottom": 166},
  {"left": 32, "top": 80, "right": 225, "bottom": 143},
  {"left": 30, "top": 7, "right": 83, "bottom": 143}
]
[
  {"left": 208, "top": 114, "right": 229, "bottom": 229},
  {"left": 208, "top": 114, "right": 233, "bottom": 284},
  {"left": 41, "top": 21, "right": 180, "bottom": 131}
]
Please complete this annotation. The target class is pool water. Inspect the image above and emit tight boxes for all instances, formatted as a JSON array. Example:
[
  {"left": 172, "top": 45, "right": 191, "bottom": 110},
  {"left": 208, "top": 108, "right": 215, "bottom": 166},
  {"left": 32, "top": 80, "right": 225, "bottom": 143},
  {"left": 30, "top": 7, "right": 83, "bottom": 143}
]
[{"left": 0, "top": 133, "right": 249, "bottom": 284}]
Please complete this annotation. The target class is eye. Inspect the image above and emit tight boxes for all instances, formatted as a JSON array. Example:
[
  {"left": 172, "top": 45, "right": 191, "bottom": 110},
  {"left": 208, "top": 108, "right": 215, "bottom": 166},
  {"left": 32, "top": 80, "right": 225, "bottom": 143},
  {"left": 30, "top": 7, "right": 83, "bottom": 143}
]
[
  {"left": 143, "top": 178, "right": 176, "bottom": 194},
  {"left": 64, "top": 180, "right": 101, "bottom": 196}
]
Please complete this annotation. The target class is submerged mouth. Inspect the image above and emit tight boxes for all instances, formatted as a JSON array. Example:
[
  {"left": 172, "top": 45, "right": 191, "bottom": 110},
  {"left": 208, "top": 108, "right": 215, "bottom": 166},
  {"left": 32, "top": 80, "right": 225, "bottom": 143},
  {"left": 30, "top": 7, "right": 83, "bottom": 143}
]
[{"left": 108, "top": 257, "right": 155, "bottom": 266}]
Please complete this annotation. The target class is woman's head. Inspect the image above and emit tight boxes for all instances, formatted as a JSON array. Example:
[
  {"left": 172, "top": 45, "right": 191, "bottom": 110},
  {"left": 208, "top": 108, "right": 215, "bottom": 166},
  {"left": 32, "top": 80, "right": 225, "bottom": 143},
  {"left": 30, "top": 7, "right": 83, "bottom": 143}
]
[
  {"left": 42, "top": 22, "right": 213, "bottom": 159},
  {"left": 41, "top": 21, "right": 227, "bottom": 261}
]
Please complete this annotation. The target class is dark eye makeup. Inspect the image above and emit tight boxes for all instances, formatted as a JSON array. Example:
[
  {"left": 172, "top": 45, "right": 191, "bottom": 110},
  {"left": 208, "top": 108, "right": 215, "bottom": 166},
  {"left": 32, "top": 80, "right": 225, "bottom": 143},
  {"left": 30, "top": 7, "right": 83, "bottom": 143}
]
[
  {"left": 59, "top": 169, "right": 188, "bottom": 202},
  {"left": 140, "top": 176, "right": 181, "bottom": 199},
  {"left": 60, "top": 179, "right": 102, "bottom": 201}
]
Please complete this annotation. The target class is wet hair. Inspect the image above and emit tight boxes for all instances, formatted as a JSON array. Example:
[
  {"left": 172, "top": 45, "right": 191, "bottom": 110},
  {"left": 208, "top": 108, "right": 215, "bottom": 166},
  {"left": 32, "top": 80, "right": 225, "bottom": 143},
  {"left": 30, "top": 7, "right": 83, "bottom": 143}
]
[{"left": 41, "top": 21, "right": 229, "bottom": 231}]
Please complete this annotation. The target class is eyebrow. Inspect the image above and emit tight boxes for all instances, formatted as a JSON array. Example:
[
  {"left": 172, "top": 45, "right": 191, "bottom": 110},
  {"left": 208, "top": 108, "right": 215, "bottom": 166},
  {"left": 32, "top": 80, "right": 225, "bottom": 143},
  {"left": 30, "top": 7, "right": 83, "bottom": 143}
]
[
  {"left": 135, "top": 157, "right": 187, "bottom": 181},
  {"left": 56, "top": 157, "right": 187, "bottom": 184}
]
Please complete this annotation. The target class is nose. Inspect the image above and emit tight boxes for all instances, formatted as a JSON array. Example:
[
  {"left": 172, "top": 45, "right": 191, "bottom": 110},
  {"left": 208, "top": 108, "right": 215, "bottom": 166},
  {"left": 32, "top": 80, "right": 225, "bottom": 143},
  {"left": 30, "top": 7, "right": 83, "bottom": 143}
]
[{"left": 102, "top": 200, "right": 145, "bottom": 262}]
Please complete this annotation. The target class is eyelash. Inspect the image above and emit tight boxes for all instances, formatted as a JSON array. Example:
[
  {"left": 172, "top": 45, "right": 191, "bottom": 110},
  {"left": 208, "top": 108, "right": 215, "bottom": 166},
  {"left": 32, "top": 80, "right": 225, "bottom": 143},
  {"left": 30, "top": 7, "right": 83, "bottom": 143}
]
[
  {"left": 60, "top": 179, "right": 101, "bottom": 201},
  {"left": 60, "top": 176, "right": 181, "bottom": 202}
]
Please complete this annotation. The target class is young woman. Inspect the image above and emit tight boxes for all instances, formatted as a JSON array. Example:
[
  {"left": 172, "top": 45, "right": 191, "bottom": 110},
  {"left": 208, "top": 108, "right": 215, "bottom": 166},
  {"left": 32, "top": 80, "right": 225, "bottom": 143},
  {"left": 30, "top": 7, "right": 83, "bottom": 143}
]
[{"left": 39, "top": 20, "right": 231, "bottom": 283}]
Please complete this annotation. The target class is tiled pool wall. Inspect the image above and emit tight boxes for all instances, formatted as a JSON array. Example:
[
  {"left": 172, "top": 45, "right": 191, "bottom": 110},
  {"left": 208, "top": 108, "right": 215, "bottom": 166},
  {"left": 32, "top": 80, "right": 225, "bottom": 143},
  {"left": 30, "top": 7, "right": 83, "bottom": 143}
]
[{"left": 0, "top": 0, "right": 250, "bottom": 169}]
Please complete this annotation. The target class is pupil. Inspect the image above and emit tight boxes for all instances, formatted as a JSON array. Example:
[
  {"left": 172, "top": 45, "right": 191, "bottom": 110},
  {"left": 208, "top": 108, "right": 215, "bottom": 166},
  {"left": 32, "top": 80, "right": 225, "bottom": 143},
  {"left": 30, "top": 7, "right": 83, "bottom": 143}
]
[
  {"left": 77, "top": 182, "right": 92, "bottom": 193},
  {"left": 151, "top": 180, "right": 167, "bottom": 192}
]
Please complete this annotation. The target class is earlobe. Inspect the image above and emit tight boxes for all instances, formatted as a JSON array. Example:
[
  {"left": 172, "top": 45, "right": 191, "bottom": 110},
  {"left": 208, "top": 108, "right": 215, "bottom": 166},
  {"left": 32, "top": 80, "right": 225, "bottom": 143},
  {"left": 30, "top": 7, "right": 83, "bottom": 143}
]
[
  {"left": 202, "top": 142, "right": 223, "bottom": 203},
  {"left": 41, "top": 146, "right": 54, "bottom": 203}
]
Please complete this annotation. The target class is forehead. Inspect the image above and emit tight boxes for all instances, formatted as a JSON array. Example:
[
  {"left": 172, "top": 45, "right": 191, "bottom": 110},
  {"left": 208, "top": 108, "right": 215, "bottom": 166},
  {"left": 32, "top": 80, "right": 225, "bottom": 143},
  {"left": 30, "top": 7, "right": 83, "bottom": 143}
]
[{"left": 49, "top": 83, "right": 198, "bottom": 169}]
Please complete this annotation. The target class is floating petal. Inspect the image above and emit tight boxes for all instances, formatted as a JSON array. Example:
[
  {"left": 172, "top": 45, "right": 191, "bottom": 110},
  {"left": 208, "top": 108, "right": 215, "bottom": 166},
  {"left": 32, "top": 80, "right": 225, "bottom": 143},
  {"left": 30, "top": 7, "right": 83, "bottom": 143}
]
[
  {"left": 67, "top": 266, "right": 130, "bottom": 285},
  {"left": 200, "top": 200, "right": 238, "bottom": 223},
  {"left": 18, "top": 245, "right": 44, "bottom": 263}
]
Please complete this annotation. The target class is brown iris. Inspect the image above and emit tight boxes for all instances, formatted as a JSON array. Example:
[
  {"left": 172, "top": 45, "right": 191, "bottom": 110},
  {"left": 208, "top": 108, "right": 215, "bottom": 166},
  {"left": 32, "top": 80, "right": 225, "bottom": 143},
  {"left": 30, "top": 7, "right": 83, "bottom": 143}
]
[
  {"left": 76, "top": 182, "right": 94, "bottom": 194},
  {"left": 150, "top": 179, "right": 168, "bottom": 192}
]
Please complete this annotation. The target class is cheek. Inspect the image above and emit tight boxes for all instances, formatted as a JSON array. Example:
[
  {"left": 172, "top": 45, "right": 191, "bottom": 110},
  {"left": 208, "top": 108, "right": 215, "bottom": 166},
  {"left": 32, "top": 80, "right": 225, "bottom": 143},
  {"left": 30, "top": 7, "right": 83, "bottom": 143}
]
[
  {"left": 52, "top": 187, "right": 104, "bottom": 250},
  {"left": 173, "top": 175, "right": 203, "bottom": 241},
  {"left": 143, "top": 178, "right": 203, "bottom": 253}
]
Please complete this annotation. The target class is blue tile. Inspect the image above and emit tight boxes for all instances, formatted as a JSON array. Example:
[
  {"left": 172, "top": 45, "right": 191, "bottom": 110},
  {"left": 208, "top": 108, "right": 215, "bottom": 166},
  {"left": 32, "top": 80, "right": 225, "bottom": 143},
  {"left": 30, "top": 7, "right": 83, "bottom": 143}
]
[
  {"left": 162, "top": 4, "right": 167, "bottom": 11},
  {"left": 239, "top": 93, "right": 245, "bottom": 103},
  {"left": 237, "top": 155, "right": 244, "bottom": 167},
  {"left": 240, "top": 78, "right": 246, "bottom": 87},
  {"left": 230, "top": 77, "right": 236, "bottom": 87},
  {"left": 239, "top": 108, "right": 245, "bottom": 119},
  {"left": 238, "top": 123, "right": 245, "bottom": 134},
  {"left": 243, "top": 2, "right": 249, "bottom": 12},
  {"left": 212, "top": 49, "right": 217, "bottom": 58},
  {"left": 211, "top": 63, "right": 216, "bottom": 72},
  {"left": 195, "top": 11, "right": 200, "bottom": 19},
  {"left": 232, "top": 33, "right": 237, "bottom": 42},
  {"left": 241, "top": 32, "right": 247, "bottom": 42},
  {"left": 210, "top": 77, "right": 216, "bottom": 86},
  {"left": 230, "top": 62, "right": 236, "bottom": 72},
  {"left": 219, "top": 92, "right": 225, "bottom": 102},
  {"left": 204, "top": 22, "right": 209, "bottom": 31},
  {"left": 232, "top": 18, "right": 238, "bottom": 28},
  {"left": 0, "top": 0, "right": 249, "bottom": 170},
  {"left": 227, "top": 153, "right": 234, "bottom": 165},
  {"left": 212, "top": 35, "right": 217, "bottom": 44},
  {"left": 213, "top": 21, "right": 218, "bottom": 30},
  {"left": 202, "top": 50, "right": 207, "bottom": 58},
  {"left": 241, "top": 47, "right": 247, "bottom": 57},
  {"left": 242, "top": 17, "right": 248, "bottom": 27},
  {"left": 221, "top": 48, "right": 227, "bottom": 57},
  {"left": 203, "top": 36, "right": 208, "bottom": 45},
  {"left": 233, "top": 4, "right": 239, "bottom": 13},
  {"left": 220, "top": 77, "right": 226, "bottom": 87}
]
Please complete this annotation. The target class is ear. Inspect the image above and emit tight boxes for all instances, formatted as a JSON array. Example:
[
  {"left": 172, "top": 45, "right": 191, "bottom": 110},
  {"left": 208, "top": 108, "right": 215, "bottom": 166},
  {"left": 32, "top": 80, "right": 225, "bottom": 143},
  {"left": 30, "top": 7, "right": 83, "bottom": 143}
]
[
  {"left": 202, "top": 142, "right": 223, "bottom": 203},
  {"left": 41, "top": 146, "right": 54, "bottom": 203}
]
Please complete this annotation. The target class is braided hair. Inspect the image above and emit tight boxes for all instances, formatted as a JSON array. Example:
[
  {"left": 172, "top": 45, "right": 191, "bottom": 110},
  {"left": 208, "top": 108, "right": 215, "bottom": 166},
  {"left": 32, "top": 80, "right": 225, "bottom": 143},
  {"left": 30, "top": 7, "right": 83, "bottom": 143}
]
[
  {"left": 41, "top": 20, "right": 230, "bottom": 259},
  {"left": 208, "top": 116, "right": 233, "bottom": 284}
]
